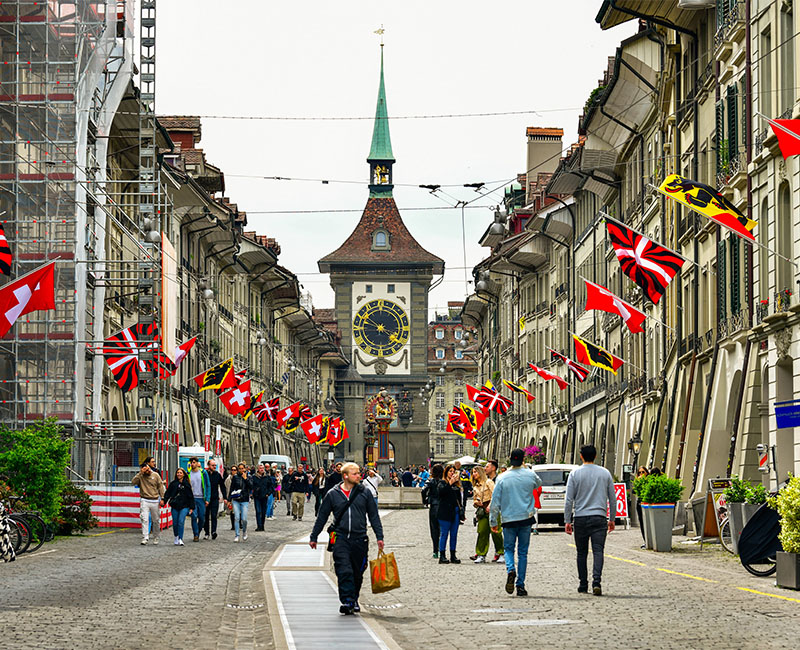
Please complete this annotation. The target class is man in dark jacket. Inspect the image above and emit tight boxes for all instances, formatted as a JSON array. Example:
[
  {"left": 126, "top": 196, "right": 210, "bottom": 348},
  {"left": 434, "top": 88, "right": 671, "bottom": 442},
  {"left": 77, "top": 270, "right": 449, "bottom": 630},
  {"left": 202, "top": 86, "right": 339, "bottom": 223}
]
[
  {"left": 289, "top": 466, "right": 308, "bottom": 520},
  {"left": 421, "top": 464, "right": 444, "bottom": 558},
  {"left": 323, "top": 462, "right": 343, "bottom": 497},
  {"left": 203, "top": 459, "right": 227, "bottom": 540},
  {"left": 251, "top": 464, "right": 271, "bottom": 531},
  {"left": 310, "top": 462, "right": 384, "bottom": 615},
  {"left": 281, "top": 467, "right": 294, "bottom": 516}
]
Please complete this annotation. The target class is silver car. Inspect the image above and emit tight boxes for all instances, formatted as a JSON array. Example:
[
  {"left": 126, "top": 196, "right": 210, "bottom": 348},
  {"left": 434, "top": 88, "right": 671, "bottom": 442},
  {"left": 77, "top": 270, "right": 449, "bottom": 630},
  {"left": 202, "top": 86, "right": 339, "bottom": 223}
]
[{"left": 532, "top": 464, "right": 579, "bottom": 526}]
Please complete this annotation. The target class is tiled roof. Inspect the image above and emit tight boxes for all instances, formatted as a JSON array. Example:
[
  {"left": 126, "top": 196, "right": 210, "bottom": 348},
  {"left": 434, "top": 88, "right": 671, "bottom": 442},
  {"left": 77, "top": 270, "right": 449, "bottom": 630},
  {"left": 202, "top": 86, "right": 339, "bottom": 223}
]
[
  {"left": 318, "top": 196, "right": 444, "bottom": 272},
  {"left": 181, "top": 148, "right": 204, "bottom": 165},
  {"left": 158, "top": 115, "right": 202, "bottom": 132},
  {"left": 243, "top": 231, "right": 281, "bottom": 256},
  {"left": 526, "top": 127, "right": 564, "bottom": 138}
]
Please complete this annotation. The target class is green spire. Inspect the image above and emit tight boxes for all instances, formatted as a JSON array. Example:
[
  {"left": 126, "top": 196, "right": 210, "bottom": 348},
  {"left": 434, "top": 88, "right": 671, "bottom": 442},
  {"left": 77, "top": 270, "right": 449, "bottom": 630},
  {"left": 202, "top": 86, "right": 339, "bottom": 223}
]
[{"left": 368, "top": 45, "right": 395, "bottom": 163}]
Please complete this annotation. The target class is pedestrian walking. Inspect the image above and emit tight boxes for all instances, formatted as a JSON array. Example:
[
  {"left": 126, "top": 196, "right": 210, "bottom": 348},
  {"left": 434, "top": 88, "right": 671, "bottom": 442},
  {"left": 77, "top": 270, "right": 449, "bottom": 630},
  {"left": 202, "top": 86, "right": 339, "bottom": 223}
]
[
  {"left": 228, "top": 462, "right": 252, "bottom": 542},
  {"left": 312, "top": 468, "right": 326, "bottom": 515},
  {"left": 484, "top": 459, "right": 505, "bottom": 561},
  {"left": 437, "top": 464, "right": 465, "bottom": 564},
  {"left": 265, "top": 468, "right": 277, "bottom": 520},
  {"left": 203, "top": 458, "right": 227, "bottom": 540},
  {"left": 309, "top": 462, "right": 384, "bottom": 615},
  {"left": 470, "top": 465, "right": 504, "bottom": 564},
  {"left": 324, "top": 462, "right": 343, "bottom": 497},
  {"left": 289, "top": 465, "right": 308, "bottom": 520},
  {"left": 564, "top": 444, "right": 616, "bottom": 596},
  {"left": 362, "top": 468, "right": 382, "bottom": 504},
  {"left": 401, "top": 467, "right": 414, "bottom": 487},
  {"left": 225, "top": 465, "right": 238, "bottom": 531},
  {"left": 489, "top": 448, "right": 542, "bottom": 597},
  {"left": 281, "top": 467, "right": 293, "bottom": 516},
  {"left": 634, "top": 466, "right": 648, "bottom": 546},
  {"left": 161, "top": 467, "right": 194, "bottom": 546},
  {"left": 131, "top": 458, "right": 165, "bottom": 545},
  {"left": 187, "top": 457, "right": 210, "bottom": 542},
  {"left": 252, "top": 464, "right": 270, "bottom": 531},
  {"left": 421, "top": 464, "right": 443, "bottom": 558}
]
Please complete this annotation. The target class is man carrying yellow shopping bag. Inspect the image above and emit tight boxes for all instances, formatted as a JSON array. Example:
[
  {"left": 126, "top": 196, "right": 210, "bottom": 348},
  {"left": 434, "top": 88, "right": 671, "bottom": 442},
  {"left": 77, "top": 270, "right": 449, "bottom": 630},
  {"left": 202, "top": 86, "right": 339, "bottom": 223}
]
[{"left": 310, "top": 462, "right": 384, "bottom": 615}]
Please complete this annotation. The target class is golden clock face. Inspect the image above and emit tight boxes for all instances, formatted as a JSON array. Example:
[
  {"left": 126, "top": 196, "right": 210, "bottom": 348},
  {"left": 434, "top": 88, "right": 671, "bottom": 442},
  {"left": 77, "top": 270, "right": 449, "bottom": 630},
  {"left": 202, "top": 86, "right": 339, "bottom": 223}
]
[{"left": 353, "top": 299, "right": 409, "bottom": 358}]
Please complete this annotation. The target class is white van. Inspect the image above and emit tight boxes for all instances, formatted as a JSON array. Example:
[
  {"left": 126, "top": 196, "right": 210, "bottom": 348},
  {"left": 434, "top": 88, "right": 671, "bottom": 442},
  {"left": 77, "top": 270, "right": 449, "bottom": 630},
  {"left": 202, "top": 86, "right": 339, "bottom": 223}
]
[
  {"left": 531, "top": 463, "right": 579, "bottom": 525},
  {"left": 258, "top": 454, "right": 293, "bottom": 471}
]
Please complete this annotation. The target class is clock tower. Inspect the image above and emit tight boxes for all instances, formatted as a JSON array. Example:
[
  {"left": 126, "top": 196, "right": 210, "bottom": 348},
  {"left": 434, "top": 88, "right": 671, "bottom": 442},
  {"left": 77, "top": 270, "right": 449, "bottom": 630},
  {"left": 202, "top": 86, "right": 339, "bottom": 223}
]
[{"left": 318, "top": 45, "right": 444, "bottom": 468}]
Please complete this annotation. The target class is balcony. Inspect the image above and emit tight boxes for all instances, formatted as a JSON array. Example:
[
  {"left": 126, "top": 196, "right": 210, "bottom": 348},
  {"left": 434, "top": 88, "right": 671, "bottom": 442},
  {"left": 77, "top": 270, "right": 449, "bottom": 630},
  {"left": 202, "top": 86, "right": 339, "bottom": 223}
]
[
  {"left": 629, "top": 373, "right": 646, "bottom": 394},
  {"left": 555, "top": 283, "right": 569, "bottom": 301},
  {"left": 574, "top": 382, "right": 606, "bottom": 406},
  {"left": 755, "top": 299, "right": 769, "bottom": 325},
  {"left": 775, "top": 288, "right": 793, "bottom": 314},
  {"left": 714, "top": 1, "right": 745, "bottom": 54}
]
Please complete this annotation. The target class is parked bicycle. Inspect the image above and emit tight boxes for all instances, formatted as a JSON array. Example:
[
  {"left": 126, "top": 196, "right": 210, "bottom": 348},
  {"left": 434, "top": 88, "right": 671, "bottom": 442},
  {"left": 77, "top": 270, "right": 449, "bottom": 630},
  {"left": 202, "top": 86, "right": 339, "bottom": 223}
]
[{"left": 3, "top": 496, "right": 53, "bottom": 555}]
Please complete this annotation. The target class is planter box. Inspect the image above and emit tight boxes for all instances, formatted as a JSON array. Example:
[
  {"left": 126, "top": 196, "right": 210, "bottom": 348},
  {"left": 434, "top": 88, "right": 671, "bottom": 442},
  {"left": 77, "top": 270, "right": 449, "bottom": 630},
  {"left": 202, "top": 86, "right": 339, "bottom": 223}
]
[
  {"left": 729, "top": 502, "right": 761, "bottom": 555},
  {"left": 776, "top": 552, "right": 800, "bottom": 590},
  {"left": 642, "top": 503, "right": 676, "bottom": 552}
]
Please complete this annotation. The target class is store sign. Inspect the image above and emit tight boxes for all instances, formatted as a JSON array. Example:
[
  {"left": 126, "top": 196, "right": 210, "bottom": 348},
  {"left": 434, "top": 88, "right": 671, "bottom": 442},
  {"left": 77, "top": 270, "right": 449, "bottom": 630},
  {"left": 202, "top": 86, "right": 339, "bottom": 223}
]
[
  {"left": 776, "top": 399, "right": 800, "bottom": 429},
  {"left": 614, "top": 483, "right": 628, "bottom": 518}
]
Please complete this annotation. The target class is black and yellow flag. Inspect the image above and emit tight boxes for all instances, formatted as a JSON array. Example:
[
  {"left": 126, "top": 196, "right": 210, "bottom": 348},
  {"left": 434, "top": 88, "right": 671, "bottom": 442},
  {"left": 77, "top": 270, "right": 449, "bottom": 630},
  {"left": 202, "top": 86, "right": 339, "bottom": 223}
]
[
  {"left": 572, "top": 335, "right": 624, "bottom": 375},
  {"left": 193, "top": 358, "right": 235, "bottom": 393}
]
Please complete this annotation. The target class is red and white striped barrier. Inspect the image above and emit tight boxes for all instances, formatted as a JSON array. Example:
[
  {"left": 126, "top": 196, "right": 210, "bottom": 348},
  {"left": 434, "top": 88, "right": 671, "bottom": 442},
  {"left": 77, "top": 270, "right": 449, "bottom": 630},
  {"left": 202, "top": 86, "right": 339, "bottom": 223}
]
[{"left": 85, "top": 486, "right": 173, "bottom": 530}]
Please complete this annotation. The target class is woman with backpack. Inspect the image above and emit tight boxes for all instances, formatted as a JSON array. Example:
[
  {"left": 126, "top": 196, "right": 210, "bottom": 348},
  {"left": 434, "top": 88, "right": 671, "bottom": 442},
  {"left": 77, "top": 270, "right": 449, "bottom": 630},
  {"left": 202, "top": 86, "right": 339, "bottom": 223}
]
[
  {"left": 161, "top": 467, "right": 194, "bottom": 546},
  {"left": 228, "top": 462, "right": 252, "bottom": 542}
]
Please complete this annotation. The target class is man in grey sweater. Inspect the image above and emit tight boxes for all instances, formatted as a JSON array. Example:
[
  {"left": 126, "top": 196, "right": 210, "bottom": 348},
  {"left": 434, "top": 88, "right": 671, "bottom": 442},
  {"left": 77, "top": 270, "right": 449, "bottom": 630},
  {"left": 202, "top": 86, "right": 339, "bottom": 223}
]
[{"left": 564, "top": 444, "right": 616, "bottom": 596}]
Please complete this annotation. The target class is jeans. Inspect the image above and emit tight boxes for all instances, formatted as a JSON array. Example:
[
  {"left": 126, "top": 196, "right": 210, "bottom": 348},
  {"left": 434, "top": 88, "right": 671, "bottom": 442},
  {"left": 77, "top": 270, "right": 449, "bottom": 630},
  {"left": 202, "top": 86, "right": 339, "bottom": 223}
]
[
  {"left": 438, "top": 515, "right": 460, "bottom": 552},
  {"left": 203, "top": 499, "right": 219, "bottom": 536},
  {"left": 574, "top": 515, "right": 608, "bottom": 587},
  {"left": 332, "top": 534, "right": 369, "bottom": 605},
  {"left": 191, "top": 498, "right": 206, "bottom": 537},
  {"left": 285, "top": 490, "right": 291, "bottom": 514},
  {"left": 428, "top": 506, "right": 440, "bottom": 553},
  {"left": 140, "top": 498, "right": 160, "bottom": 541},
  {"left": 291, "top": 492, "right": 305, "bottom": 518},
  {"left": 502, "top": 524, "right": 532, "bottom": 587},
  {"left": 475, "top": 516, "right": 504, "bottom": 556},
  {"left": 232, "top": 500, "right": 248, "bottom": 536},
  {"left": 266, "top": 494, "right": 275, "bottom": 519},
  {"left": 171, "top": 507, "right": 189, "bottom": 539},
  {"left": 254, "top": 496, "right": 268, "bottom": 528}
]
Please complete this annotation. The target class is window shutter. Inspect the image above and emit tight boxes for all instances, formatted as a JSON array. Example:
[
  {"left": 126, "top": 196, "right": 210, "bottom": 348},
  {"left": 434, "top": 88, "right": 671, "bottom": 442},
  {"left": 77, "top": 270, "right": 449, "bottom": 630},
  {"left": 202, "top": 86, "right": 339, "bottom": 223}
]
[
  {"left": 726, "top": 84, "right": 737, "bottom": 162},
  {"left": 718, "top": 239, "right": 727, "bottom": 317},
  {"left": 730, "top": 233, "right": 740, "bottom": 314},
  {"left": 715, "top": 99, "right": 726, "bottom": 175},
  {"left": 740, "top": 77, "right": 747, "bottom": 154}
]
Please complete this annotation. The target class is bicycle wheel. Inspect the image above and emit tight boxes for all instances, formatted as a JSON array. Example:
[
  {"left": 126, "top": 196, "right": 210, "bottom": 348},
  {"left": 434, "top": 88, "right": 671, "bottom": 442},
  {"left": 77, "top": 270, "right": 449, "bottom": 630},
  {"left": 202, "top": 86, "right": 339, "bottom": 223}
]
[
  {"left": 719, "top": 518, "right": 734, "bottom": 554},
  {"left": 10, "top": 515, "right": 31, "bottom": 553},
  {"left": 21, "top": 513, "right": 46, "bottom": 552},
  {"left": 6, "top": 519, "right": 23, "bottom": 553},
  {"left": 743, "top": 554, "right": 777, "bottom": 577}
]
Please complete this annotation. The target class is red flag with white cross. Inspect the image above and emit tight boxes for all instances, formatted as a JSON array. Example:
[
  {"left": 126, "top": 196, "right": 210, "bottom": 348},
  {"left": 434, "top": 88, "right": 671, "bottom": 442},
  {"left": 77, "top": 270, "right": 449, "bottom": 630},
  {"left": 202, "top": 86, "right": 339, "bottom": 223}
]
[
  {"left": 276, "top": 401, "right": 301, "bottom": 428},
  {"left": 301, "top": 414, "right": 326, "bottom": 444},
  {"left": 0, "top": 261, "right": 55, "bottom": 338},
  {"left": 219, "top": 380, "right": 252, "bottom": 417}
]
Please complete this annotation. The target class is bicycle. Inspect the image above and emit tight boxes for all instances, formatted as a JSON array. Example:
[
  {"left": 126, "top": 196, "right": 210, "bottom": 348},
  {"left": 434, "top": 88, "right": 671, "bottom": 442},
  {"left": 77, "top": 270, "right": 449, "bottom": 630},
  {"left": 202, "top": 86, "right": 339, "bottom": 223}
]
[
  {"left": 718, "top": 517, "right": 734, "bottom": 554},
  {"left": 738, "top": 502, "right": 780, "bottom": 577},
  {"left": 4, "top": 496, "right": 50, "bottom": 554}
]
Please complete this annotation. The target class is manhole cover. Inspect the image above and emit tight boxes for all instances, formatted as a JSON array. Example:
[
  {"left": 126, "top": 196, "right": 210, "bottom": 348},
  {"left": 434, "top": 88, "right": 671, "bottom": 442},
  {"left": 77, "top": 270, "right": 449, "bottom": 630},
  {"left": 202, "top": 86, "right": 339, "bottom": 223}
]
[
  {"left": 487, "top": 619, "right": 581, "bottom": 627},
  {"left": 226, "top": 603, "right": 265, "bottom": 610}
]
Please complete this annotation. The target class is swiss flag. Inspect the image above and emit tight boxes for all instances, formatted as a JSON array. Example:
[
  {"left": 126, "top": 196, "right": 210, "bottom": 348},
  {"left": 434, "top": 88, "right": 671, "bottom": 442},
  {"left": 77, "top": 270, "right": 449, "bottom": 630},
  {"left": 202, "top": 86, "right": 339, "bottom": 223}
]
[
  {"left": 300, "top": 414, "right": 325, "bottom": 444},
  {"left": 173, "top": 336, "right": 197, "bottom": 367},
  {"left": 327, "top": 417, "right": 346, "bottom": 446},
  {"left": 219, "top": 380, "right": 251, "bottom": 416},
  {"left": 584, "top": 279, "right": 646, "bottom": 333},
  {"left": 276, "top": 401, "right": 300, "bottom": 428},
  {"left": 769, "top": 119, "right": 800, "bottom": 159},
  {"left": 528, "top": 362, "right": 568, "bottom": 390},
  {"left": 0, "top": 262, "right": 55, "bottom": 338}
]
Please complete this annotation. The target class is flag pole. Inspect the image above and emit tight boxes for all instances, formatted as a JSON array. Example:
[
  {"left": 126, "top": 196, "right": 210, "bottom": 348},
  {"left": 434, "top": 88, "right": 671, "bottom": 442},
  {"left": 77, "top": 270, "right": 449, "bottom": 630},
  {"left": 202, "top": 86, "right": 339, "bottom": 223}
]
[
  {"left": 599, "top": 211, "right": 690, "bottom": 263},
  {"left": 755, "top": 111, "right": 800, "bottom": 143},
  {"left": 568, "top": 330, "right": 647, "bottom": 374},
  {"left": 578, "top": 275, "right": 676, "bottom": 332},
  {"left": 644, "top": 185, "right": 799, "bottom": 269}
]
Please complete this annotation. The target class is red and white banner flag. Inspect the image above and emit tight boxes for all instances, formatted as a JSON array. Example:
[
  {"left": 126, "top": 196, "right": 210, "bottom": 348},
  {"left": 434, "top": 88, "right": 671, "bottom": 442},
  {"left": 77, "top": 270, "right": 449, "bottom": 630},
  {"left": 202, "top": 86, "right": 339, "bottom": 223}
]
[
  {"left": 219, "top": 380, "right": 252, "bottom": 417},
  {"left": 584, "top": 279, "right": 646, "bottom": 333},
  {"left": 528, "top": 362, "right": 568, "bottom": 390},
  {"left": 300, "top": 414, "right": 326, "bottom": 444},
  {"left": 276, "top": 401, "right": 301, "bottom": 428},
  {"left": 0, "top": 262, "right": 55, "bottom": 338}
]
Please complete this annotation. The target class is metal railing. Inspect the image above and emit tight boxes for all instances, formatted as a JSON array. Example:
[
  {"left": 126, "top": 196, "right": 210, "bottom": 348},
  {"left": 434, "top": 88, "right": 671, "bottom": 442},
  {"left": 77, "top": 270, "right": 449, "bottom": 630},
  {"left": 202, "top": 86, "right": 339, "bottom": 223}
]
[
  {"left": 714, "top": 0, "right": 745, "bottom": 50},
  {"left": 775, "top": 288, "right": 792, "bottom": 313}
]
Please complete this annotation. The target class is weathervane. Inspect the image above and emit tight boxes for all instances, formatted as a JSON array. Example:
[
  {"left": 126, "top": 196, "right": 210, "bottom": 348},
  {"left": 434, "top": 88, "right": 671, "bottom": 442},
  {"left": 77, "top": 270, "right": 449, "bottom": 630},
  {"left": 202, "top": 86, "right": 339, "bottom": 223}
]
[{"left": 374, "top": 24, "right": 385, "bottom": 46}]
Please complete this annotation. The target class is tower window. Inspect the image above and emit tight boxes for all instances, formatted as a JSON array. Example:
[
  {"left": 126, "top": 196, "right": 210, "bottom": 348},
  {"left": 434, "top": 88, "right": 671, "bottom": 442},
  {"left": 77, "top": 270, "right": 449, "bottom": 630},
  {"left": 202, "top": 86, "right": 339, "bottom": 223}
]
[
  {"left": 387, "top": 284, "right": 395, "bottom": 293},
  {"left": 436, "top": 349, "right": 444, "bottom": 359},
  {"left": 372, "top": 229, "right": 391, "bottom": 251},
  {"left": 366, "top": 285, "right": 373, "bottom": 293}
]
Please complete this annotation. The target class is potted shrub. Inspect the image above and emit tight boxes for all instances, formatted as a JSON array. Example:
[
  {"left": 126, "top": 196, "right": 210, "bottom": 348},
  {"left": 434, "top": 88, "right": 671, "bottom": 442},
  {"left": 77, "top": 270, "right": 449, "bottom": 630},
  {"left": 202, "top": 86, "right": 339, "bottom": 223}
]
[
  {"left": 723, "top": 475, "right": 749, "bottom": 554},
  {"left": 773, "top": 474, "right": 800, "bottom": 590},
  {"left": 640, "top": 475, "right": 684, "bottom": 552},
  {"left": 632, "top": 474, "right": 653, "bottom": 549}
]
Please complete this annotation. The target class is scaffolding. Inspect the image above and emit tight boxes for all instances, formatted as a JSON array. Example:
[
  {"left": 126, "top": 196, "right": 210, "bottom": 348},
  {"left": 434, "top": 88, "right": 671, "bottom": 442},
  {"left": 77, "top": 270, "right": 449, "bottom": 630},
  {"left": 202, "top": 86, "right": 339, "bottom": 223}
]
[{"left": 0, "top": 1, "right": 174, "bottom": 484}]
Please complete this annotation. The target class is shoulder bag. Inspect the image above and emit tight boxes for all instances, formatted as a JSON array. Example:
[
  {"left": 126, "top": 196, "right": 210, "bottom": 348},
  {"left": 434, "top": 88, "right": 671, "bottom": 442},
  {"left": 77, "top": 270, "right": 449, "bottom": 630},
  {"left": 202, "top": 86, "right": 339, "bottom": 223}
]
[{"left": 327, "top": 485, "right": 361, "bottom": 552}]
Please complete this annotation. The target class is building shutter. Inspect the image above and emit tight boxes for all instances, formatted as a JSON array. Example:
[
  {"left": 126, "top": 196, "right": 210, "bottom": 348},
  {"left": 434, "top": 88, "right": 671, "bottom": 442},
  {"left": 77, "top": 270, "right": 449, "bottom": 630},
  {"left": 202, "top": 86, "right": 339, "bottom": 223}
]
[
  {"left": 715, "top": 99, "right": 726, "bottom": 175},
  {"left": 718, "top": 238, "right": 727, "bottom": 318},
  {"left": 729, "top": 233, "right": 740, "bottom": 314},
  {"left": 726, "top": 84, "right": 737, "bottom": 164}
]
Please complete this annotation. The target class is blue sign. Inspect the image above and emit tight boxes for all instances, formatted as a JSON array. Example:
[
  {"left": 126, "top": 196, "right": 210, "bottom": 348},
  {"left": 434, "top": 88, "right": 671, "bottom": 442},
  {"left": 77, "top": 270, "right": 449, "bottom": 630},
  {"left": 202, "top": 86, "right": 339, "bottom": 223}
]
[{"left": 775, "top": 399, "right": 800, "bottom": 429}]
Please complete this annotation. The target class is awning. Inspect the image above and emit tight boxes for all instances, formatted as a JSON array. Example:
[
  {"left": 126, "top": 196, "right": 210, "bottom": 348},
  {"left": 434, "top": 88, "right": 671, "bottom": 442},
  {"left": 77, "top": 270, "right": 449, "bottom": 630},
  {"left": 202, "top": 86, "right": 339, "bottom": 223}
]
[
  {"left": 596, "top": 0, "right": 704, "bottom": 31},
  {"left": 460, "top": 293, "right": 490, "bottom": 326}
]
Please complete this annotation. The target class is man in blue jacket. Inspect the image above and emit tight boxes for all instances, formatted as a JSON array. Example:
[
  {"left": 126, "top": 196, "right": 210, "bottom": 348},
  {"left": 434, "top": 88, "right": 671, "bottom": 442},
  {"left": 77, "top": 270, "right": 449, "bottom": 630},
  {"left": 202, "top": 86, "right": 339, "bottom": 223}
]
[
  {"left": 188, "top": 457, "right": 211, "bottom": 542},
  {"left": 490, "top": 448, "right": 542, "bottom": 597}
]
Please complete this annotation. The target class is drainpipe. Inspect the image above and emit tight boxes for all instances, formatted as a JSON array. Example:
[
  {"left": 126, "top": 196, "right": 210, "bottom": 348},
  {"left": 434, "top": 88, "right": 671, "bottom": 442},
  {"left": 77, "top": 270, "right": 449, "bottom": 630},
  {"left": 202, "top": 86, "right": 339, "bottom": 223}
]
[{"left": 674, "top": 352, "right": 697, "bottom": 478}]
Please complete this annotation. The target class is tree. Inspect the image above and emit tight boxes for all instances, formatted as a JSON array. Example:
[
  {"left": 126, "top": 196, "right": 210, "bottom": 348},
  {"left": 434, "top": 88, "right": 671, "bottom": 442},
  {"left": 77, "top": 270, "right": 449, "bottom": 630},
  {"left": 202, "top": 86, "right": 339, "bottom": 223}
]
[{"left": 0, "top": 418, "right": 71, "bottom": 522}]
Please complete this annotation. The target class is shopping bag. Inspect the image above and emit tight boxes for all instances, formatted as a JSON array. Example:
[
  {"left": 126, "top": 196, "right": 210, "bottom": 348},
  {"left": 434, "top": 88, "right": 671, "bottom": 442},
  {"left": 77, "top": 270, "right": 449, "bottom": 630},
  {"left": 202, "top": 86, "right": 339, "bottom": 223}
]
[{"left": 369, "top": 549, "right": 400, "bottom": 594}]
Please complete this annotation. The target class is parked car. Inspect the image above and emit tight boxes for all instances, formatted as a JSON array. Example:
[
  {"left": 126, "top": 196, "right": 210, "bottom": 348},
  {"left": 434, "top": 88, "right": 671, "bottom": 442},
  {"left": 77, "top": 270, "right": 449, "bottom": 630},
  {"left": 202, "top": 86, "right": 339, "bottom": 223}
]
[
  {"left": 258, "top": 454, "right": 293, "bottom": 471},
  {"left": 531, "top": 463, "right": 579, "bottom": 526}
]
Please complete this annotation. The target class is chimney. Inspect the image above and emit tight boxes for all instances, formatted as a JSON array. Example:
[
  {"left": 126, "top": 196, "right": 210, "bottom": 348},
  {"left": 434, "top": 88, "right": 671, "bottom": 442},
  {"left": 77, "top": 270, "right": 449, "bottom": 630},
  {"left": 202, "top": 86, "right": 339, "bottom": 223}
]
[{"left": 525, "top": 127, "right": 564, "bottom": 196}]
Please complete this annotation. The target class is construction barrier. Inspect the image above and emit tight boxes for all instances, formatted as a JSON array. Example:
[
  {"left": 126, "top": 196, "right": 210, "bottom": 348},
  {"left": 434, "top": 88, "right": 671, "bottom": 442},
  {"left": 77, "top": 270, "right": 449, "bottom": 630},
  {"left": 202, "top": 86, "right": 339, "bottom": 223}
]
[{"left": 85, "top": 485, "right": 173, "bottom": 530}]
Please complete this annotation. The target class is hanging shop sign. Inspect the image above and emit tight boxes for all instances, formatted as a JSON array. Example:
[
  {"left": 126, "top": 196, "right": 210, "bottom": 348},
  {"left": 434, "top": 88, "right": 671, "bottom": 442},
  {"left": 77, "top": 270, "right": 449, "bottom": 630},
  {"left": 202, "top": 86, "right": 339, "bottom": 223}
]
[{"left": 775, "top": 399, "right": 800, "bottom": 429}]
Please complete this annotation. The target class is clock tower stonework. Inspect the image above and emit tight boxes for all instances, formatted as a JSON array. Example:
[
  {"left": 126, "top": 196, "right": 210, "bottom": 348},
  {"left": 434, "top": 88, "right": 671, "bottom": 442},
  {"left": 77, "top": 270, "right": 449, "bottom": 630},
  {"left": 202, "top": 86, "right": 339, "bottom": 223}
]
[{"left": 318, "top": 46, "right": 444, "bottom": 467}]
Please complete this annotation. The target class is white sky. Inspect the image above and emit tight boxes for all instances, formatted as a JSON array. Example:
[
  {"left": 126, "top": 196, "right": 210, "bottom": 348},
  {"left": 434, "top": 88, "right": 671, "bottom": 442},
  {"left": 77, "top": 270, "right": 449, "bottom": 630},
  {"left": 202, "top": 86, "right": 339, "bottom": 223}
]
[{"left": 157, "top": 1, "right": 634, "bottom": 317}]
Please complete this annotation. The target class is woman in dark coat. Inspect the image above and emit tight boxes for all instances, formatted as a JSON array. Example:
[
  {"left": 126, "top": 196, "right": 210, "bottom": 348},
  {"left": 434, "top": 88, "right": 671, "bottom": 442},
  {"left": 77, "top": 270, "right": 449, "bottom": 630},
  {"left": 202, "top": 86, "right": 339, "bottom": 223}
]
[
  {"left": 437, "top": 464, "right": 465, "bottom": 565},
  {"left": 162, "top": 467, "right": 194, "bottom": 546}
]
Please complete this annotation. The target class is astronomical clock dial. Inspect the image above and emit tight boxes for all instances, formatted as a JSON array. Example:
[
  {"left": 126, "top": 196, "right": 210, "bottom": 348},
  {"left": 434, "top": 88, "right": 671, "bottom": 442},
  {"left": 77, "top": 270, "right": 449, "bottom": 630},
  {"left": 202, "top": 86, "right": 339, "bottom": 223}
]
[{"left": 353, "top": 298, "right": 409, "bottom": 358}]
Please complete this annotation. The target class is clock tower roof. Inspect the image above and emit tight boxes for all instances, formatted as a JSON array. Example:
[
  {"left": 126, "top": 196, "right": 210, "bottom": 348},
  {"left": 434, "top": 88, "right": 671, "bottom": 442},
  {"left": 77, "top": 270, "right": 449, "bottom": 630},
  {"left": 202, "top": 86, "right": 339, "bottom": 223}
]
[
  {"left": 367, "top": 45, "right": 394, "bottom": 164},
  {"left": 318, "top": 196, "right": 444, "bottom": 273}
]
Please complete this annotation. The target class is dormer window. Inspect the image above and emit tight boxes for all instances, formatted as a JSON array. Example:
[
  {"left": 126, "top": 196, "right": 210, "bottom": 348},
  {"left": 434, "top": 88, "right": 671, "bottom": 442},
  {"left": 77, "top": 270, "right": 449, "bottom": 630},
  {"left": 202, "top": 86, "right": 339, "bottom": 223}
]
[{"left": 372, "top": 229, "right": 391, "bottom": 251}]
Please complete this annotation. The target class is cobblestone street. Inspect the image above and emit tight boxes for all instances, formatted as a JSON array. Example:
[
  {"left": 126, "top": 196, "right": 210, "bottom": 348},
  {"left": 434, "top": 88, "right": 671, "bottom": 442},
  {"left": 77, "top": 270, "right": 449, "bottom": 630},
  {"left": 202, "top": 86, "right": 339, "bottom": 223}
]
[{"left": 5, "top": 506, "right": 800, "bottom": 650}]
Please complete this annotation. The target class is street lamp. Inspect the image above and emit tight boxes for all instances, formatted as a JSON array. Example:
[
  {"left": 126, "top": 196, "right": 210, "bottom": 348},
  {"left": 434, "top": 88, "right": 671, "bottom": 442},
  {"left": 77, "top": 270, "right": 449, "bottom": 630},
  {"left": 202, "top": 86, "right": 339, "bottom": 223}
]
[{"left": 629, "top": 433, "right": 642, "bottom": 469}]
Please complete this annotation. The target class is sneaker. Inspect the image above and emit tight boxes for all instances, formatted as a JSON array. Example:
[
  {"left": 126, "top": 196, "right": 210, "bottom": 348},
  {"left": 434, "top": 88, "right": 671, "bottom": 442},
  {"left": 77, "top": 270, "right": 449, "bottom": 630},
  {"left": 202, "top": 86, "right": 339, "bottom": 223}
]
[
  {"left": 298, "top": 518, "right": 302, "bottom": 521},
  {"left": 516, "top": 586, "right": 528, "bottom": 597},
  {"left": 339, "top": 602, "right": 355, "bottom": 615},
  {"left": 174, "top": 537, "right": 180, "bottom": 546},
  {"left": 505, "top": 571, "right": 516, "bottom": 594},
  {"left": 212, "top": 533, "right": 217, "bottom": 540},
  {"left": 578, "top": 585, "right": 588, "bottom": 594},
  {"left": 292, "top": 515, "right": 297, "bottom": 520},
  {"left": 234, "top": 536, "right": 240, "bottom": 543},
  {"left": 473, "top": 555, "right": 486, "bottom": 564},
  {"left": 532, "top": 529, "right": 539, "bottom": 535},
  {"left": 203, "top": 534, "right": 210, "bottom": 540},
  {"left": 243, "top": 534, "right": 248, "bottom": 541},
  {"left": 178, "top": 539, "right": 185, "bottom": 546},
  {"left": 493, "top": 554, "right": 504, "bottom": 563},
  {"left": 469, "top": 554, "right": 479, "bottom": 561},
  {"left": 593, "top": 585, "right": 602, "bottom": 596},
  {"left": 140, "top": 538, "right": 148, "bottom": 545},
  {"left": 353, "top": 602, "right": 361, "bottom": 613},
  {"left": 433, "top": 551, "right": 439, "bottom": 559},
  {"left": 153, "top": 539, "right": 159, "bottom": 545}
]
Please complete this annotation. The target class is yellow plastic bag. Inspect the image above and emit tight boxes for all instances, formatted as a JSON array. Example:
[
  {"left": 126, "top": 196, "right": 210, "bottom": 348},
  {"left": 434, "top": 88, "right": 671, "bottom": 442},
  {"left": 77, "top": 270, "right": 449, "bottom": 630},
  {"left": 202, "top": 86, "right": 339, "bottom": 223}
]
[{"left": 369, "top": 549, "right": 401, "bottom": 594}]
